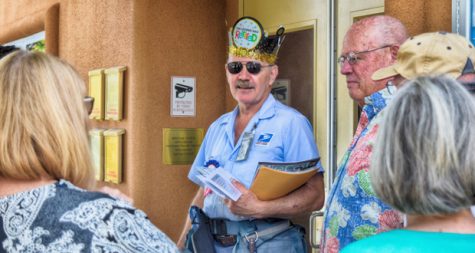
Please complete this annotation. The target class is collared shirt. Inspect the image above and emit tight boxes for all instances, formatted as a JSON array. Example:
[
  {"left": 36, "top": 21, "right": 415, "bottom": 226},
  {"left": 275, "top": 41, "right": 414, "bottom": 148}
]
[
  {"left": 188, "top": 95, "right": 323, "bottom": 220},
  {"left": 342, "top": 229, "right": 475, "bottom": 253},
  {"left": 320, "top": 88, "right": 403, "bottom": 252}
]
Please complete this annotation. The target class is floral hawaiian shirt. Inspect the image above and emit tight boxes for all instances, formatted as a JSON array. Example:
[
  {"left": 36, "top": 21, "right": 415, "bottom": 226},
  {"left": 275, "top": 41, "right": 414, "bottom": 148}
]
[{"left": 320, "top": 86, "right": 404, "bottom": 252}]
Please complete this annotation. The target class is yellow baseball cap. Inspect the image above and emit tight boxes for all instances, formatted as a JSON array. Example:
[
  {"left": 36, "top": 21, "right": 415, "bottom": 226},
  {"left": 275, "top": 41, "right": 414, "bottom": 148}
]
[{"left": 372, "top": 32, "right": 475, "bottom": 81}]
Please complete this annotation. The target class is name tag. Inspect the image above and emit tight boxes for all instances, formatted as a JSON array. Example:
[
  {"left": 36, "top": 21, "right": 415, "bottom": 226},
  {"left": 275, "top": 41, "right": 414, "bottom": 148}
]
[{"left": 236, "top": 131, "right": 254, "bottom": 161}]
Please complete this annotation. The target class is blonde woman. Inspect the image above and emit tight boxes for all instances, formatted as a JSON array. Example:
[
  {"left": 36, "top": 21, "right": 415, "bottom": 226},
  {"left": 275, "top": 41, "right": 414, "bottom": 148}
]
[
  {"left": 342, "top": 75, "right": 475, "bottom": 252},
  {"left": 0, "top": 51, "right": 178, "bottom": 253}
]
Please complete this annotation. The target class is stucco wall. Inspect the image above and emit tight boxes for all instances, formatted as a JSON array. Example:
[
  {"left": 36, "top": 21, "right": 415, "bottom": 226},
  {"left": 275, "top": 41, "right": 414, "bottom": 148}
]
[
  {"left": 225, "top": 0, "right": 240, "bottom": 111},
  {"left": 0, "top": 0, "right": 58, "bottom": 25},
  {"left": 0, "top": 0, "right": 226, "bottom": 241},
  {"left": 59, "top": 0, "right": 134, "bottom": 201},
  {"left": 0, "top": 0, "right": 455, "bottom": 243},
  {"left": 386, "top": 0, "right": 451, "bottom": 35},
  {"left": 131, "top": 0, "right": 226, "bottom": 240},
  {"left": 0, "top": 0, "right": 134, "bottom": 196}
]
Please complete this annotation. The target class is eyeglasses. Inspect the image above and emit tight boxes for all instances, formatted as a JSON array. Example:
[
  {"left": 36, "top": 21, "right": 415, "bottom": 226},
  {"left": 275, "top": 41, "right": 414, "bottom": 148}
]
[
  {"left": 84, "top": 96, "right": 94, "bottom": 115},
  {"left": 386, "top": 80, "right": 396, "bottom": 95},
  {"left": 226, "top": 61, "right": 274, "bottom": 75},
  {"left": 461, "top": 82, "right": 475, "bottom": 95},
  {"left": 337, "top": 45, "right": 392, "bottom": 66}
]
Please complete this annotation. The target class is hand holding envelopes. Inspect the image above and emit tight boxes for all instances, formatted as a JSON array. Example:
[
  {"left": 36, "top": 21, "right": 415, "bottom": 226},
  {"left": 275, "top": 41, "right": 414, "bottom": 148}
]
[{"left": 250, "top": 158, "right": 320, "bottom": 201}]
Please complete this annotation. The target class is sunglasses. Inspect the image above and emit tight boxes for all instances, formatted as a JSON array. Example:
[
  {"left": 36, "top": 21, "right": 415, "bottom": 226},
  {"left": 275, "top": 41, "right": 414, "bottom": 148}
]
[
  {"left": 226, "top": 61, "right": 274, "bottom": 75},
  {"left": 84, "top": 96, "right": 94, "bottom": 115}
]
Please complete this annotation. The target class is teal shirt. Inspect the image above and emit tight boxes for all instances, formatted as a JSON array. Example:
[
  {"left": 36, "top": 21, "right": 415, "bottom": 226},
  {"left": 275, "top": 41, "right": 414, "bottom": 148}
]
[{"left": 342, "top": 229, "right": 475, "bottom": 253}]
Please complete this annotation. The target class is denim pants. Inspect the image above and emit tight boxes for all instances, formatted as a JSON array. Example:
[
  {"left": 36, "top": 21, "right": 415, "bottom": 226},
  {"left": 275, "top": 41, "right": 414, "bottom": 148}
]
[{"left": 215, "top": 223, "right": 307, "bottom": 253}]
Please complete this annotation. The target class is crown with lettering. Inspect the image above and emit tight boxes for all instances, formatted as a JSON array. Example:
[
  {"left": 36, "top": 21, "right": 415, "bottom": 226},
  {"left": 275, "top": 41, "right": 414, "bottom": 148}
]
[{"left": 228, "top": 17, "right": 285, "bottom": 64}]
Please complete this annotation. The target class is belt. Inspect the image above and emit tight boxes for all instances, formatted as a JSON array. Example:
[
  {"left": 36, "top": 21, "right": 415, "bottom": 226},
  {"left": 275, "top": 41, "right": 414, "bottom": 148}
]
[
  {"left": 209, "top": 218, "right": 291, "bottom": 247},
  {"left": 210, "top": 219, "right": 240, "bottom": 235},
  {"left": 213, "top": 234, "right": 237, "bottom": 247},
  {"left": 209, "top": 219, "right": 239, "bottom": 246}
]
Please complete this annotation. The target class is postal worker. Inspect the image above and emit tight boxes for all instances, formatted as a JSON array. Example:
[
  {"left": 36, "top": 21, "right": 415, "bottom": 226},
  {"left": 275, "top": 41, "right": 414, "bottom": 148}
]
[{"left": 177, "top": 17, "right": 325, "bottom": 253}]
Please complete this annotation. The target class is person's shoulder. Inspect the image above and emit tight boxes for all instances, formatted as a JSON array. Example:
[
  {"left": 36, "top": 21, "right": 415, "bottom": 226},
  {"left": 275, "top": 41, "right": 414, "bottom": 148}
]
[
  {"left": 55, "top": 180, "right": 114, "bottom": 201},
  {"left": 340, "top": 229, "right": 470, "bottom": 253},
  {"left": 272, "top": 101, "right": 309, "bottom": 123},
  {"left": 341, "top": 230, "right": 406, "bottom": 253},
  {"left": 1, "top": 181, "right": 178, "bottom": 252},
  {"left": 55, "top": 181, "right": 140, "bottom": 229},
  {"left": 209, "top": 110, "right": 234, "bottom": 128},
  {"left": 273, "top": 100, "right": 299, "bottom": 114},
  {"left": 343, "top": 229, "right": 475, "bottom": 253},
  {"left": 58, "top": 182, "right": 179, "bottom": 252}
]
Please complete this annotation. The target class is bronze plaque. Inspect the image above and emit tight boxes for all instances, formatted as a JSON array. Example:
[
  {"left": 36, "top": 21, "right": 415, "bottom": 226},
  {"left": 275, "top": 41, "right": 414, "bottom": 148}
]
[{"left": 163, "top": 128, "right": 204, "bottom": 165}]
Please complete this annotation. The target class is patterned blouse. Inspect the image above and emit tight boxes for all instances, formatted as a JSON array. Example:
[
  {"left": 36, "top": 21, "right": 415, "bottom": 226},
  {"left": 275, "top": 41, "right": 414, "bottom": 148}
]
[
  {"left": 0, "top": 180, "right": 178, "bottom": 253},
  {"left": 320, "top": 87, "right": 404, "bottom": 252}
]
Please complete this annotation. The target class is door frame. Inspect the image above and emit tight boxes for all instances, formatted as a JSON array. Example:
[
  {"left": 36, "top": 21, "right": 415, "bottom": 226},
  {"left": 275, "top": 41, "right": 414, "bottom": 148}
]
[{"left": 239, "top": 0, "right": 331, "bottom": 190}]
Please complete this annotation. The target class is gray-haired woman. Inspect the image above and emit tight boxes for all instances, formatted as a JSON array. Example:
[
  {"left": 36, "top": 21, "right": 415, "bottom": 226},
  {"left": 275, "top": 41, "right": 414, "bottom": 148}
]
[{"left": 343, "top": 75, "right": 475, "bottom": 252}]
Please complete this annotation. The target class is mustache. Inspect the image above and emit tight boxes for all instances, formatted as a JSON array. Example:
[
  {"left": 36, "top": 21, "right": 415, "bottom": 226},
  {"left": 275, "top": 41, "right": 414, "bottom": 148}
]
[{"left": 236, "top": 80, "right": 252, "bottom": 88}]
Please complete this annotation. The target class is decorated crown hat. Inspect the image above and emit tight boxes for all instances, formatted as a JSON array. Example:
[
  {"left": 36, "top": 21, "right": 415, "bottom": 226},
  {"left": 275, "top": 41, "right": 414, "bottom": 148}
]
[{"left": 228, "top": 16, "right": 285, "bottom": 64}]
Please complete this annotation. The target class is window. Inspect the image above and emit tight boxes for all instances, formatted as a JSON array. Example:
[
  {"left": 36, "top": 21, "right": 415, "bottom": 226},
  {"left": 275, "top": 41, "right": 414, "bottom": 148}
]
[{"left": 4, "top": 31, "right": 45, "bottom": 52}]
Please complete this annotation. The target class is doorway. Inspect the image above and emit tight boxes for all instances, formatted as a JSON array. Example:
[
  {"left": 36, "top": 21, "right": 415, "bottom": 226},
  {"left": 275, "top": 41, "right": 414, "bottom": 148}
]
[
  {"left": 239, "top": 1, "right": 329, "bottom": 251},
  {"left": 275, "top": 29, "right": 314, "bottom": 123},
  {"left": 235, "top": 0, "right": 385, "bottom": 251}
]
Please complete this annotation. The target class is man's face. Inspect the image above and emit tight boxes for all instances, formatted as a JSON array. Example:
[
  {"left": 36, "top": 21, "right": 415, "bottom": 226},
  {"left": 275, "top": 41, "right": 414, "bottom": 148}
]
[
  {"left": 340, "top": 31, "right": 395, "bottom": 106},
  {"left": 226, "top": 56, "right": 278, "bottom": 108}
]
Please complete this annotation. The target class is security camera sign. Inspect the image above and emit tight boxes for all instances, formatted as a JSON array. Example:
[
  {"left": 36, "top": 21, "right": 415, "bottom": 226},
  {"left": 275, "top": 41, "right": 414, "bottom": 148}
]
[{"left": 171, "top": 76, "right": 196, "bottom": 116}]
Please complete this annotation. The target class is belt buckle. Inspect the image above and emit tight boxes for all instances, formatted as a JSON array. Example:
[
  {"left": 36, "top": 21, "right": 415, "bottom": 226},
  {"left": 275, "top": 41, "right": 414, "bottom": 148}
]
[{"left": 214, "top": 234, "right": 237, "bottom": 247}]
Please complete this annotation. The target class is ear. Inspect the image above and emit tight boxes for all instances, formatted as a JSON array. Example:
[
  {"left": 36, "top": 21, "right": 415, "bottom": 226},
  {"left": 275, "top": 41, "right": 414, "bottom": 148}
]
[
  {"left": 269, "top": 65, "right": 279, "bottom": 86},
  {"left": 390, "top": 45, "right": 400, "bottom": 61}
]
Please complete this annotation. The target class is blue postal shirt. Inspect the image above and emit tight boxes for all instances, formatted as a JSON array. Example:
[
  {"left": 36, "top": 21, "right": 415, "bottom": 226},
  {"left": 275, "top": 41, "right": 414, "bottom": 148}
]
[{"left": 188, "top": 95, "right": 324, "bottom": 220}]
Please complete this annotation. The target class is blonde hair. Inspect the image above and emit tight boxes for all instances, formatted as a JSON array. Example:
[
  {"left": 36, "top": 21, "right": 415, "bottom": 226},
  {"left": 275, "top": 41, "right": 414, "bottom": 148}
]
[
  {"left": 0, "top": 51, "right": 95, "bottom": 189},
  {"left": 371, "top": 75, "right": 475, "bottom": 215}
]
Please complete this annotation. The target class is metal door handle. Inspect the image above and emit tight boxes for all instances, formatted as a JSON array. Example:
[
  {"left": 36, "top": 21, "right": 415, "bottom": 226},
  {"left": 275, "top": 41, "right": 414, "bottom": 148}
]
[{"left": 309, "top": 211, "right": 324, "bottom": 249}]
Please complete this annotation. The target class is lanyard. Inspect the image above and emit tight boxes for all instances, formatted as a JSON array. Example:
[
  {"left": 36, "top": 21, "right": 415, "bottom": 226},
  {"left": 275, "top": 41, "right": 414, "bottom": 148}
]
[{"left": 236, "top": 123, "right": 257, "bottom": 161}]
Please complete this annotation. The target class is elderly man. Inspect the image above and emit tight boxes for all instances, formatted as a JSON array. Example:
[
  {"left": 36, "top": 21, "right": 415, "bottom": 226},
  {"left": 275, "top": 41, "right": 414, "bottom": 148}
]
[
  {"left": 178, "top": 17, "right": 325, "bottom": 253},
  {"left": 339, "top": 32, "right": 475, "bottom": 252},
  {"left": 320, "top": 15, "right": 408, "bottom": 252},
  {"left": 325, "top": 30, "right": 475, "bottom": 252}
]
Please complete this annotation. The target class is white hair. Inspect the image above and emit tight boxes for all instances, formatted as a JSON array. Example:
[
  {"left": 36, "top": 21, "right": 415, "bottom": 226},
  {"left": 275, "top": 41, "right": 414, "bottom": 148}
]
[{"left": 371, "top": 75, "right": 475, "bottom": 215}]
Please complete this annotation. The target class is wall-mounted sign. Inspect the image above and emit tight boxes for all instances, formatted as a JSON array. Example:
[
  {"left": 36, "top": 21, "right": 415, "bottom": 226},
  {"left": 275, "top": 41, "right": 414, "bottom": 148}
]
[
  {"left": 88, "top": 69, "right": 105, "bottom": 120},
  {"left": 104, "top": 128, "right": 125, "bottom": 184},
  {"left": 171, "top": 76, "right": 195, "bottom": 117},
  {"left": 271, "top": 79, "right": 291, "bottom": 105},
  {"left": 105, "top": 66, "right": 126, "bottom": 121},
  {"left": 89, "top": 128, "right": 105, "bottom": 181},
  {"left": 163, "top": 128, "right": 204, "bottom": 165}
]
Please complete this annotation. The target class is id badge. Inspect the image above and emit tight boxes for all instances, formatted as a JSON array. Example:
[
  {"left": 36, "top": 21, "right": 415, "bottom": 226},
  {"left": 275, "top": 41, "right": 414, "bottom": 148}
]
[{"left": 236, "top": 131, "right": 254, "bottom": 161}]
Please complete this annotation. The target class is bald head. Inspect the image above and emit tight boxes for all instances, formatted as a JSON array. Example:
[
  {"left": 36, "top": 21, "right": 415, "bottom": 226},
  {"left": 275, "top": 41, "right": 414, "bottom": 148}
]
[
  {"left": 340, "top": 15, "right": 408, "bottom": 105},
  {"left": 344, "top": 15, "right": 408, "bottom": 51}
]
